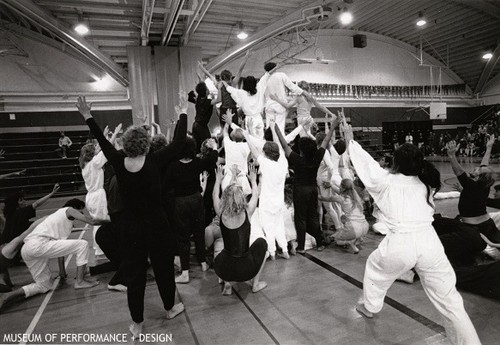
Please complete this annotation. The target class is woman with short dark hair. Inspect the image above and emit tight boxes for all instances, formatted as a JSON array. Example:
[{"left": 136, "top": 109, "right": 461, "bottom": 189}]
[{"left": 77, "top": 94, "right": 188, "bottom": 339}]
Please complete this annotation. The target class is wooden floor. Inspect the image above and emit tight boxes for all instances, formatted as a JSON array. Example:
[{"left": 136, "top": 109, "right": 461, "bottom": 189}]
[{"left": 1, "top": 160, "right": 500, "bottom": 345}]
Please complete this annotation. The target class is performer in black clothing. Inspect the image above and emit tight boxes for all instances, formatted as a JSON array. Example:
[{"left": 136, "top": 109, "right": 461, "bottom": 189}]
[
  {"left": 76, "top": 95, "right": 187, "bottom": 339},
  {"left": 274, "top": 115, "right": 339, "bottom": 253},
  {"left": 212, "top": 165, "right": 268, "bottom": 296},
  {"left": 166, "top": 137, "right": 218, "bottom": 284},
  {"left": 189, "top": 82, "right": 217, "bottom": 152}
]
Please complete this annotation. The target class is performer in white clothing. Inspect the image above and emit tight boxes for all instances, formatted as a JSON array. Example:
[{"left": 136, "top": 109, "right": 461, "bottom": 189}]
[
  {"left": 0, "top": 199, "right": 104, "bottom": 312},
  {"left": 221, "top": 118, "right": 251, "bottom": 195},
  {"left": 79, "top": 124, "right": 121, "bottom": 256},
  {"left": 244, "top": 126, "right": 289, "bottom": 260},
  {"left": 263, "top": 62, "right": 304, "bottom": 133},
  {"left": 342, "top": 122, "right": 481, "bottom": 345},
  {"left": 270, "top": 80, "right": 335, "bottom": 136},
  {"left": 223, "top": 71, "right": 271, "bottom": 139}
]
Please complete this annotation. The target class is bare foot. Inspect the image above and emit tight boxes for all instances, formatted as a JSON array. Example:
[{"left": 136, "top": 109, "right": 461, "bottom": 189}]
[
  {"left": 356, "top": 303, "right": 373, "bottom": 318},
  {"left": 252, "top": 281, "right": 267, "bottom": 293},
  {"left": 279, "top": 252, "right": 290, "bottom": 260},
  {"left": 129, "top": 322, "right": 143, "bottom": 340},
  {"left": 269, "top": 254, "right": 276, "bottom": 261},
  {"left": 74, "top": 279, "right": 99, "bottom": 289},
  {"left": 107, "top": 284, "right": 127, "bottom": 292},
  {"left": 201, "top": 262, "right": 209, "bottom": 272},
  {"left": 222, "top": 282, "right": 232, "bottom": 295},
  {"left": 166, "top": 303, "right": 185, "bottom": 319}
]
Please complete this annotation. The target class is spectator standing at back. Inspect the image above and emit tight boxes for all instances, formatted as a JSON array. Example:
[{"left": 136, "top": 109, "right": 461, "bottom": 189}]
[{"left": 59, "top": 131, "right": 72, "bottom": 159}]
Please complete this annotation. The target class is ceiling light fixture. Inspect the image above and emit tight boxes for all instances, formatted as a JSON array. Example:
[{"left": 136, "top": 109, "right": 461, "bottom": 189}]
[
  {"left": 236, "top": 22, "right": 248, "bottom": 40},
  {"left": 74, "top": 23, "right": 89, "bottom": 35},
  {"left": 74, "top": 13, "right": 89, "bottom": 36},
  {"left": 416, "top": 12, "right": 426, "bottom": 27},
  {"left": 483, "top": 52, "right": 493, "bottom": 60},
  {"left": 339, "top": 7, "right": 353, "bottom": 25}
]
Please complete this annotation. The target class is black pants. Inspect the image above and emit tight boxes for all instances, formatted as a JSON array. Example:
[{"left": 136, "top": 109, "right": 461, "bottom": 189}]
[
  {"left": 93, "top": 212, "right": 126, "bottom": 286},
  {"left": 121, "top": 213, "right": 176, "bottom": 323},
  {"left": 293, "top": 185, "right": 323, "bottom": 250},
  {"left": 433, "top": 216, "right": 488, "bottom": 266},
  {"left": 174, "top": 193, "right": 206, "bottom": 270},
  {"left": 203, "top": 180, "right": 216, "bottom": 227},
  {"left": 192, "top": 122, "right": 211, "bottom": 153},
  {"left": 455, "top": 261, "right": 500, "bottom": 301}
]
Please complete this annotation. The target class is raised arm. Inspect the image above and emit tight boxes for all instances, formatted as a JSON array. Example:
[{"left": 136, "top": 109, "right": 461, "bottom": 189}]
[
  {"left": 246, "top": 164, "right": 260, "bottom": 217},
  {"left": 212, "top": 165, "right": 224, "bottom": 215},
  {"left": 320, "top": 115, "right": 338, "bottom": 150},
  {"left": 273, "top": 122, "right": 292, "bottom": 157},
  {"left": 198, "top": 61, "right": 217, "bottom": 85},
  {"left": 243, "top": 130, "right": 264, "bottom": 163},
  {"left": 32, "top": 183, "right": 60, "bottom": 209},
  {"left": 481, "top": 134, "right": 495, "bottom": 167},
  {"left": 77, "top": 96, "right": 121, "bottom": 165},
  {"left": 0, "top": 169, "right": 26, "bottom": 180},
  {"left": 446, "top": 141, "right": 466, "bottom": 177},
  {"left": 345, "top": 124, "right": 388, "bottom": 195},
  {"left": 304, "top": 91, "right": 335, "bottom": 117},
  {"left": 153, "top": 92, "right": 189, "bottom": 168}
]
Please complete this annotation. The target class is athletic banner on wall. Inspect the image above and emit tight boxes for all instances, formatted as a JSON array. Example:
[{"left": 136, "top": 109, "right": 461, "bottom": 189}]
[{"left": 429, "top": 102, "right": 447, "bottom": 120}]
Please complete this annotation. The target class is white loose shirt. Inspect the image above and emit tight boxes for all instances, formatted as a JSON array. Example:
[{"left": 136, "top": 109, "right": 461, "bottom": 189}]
[
  {"left": 257, "top": 154, "right": 288, "bottom": 214},
  {"left": 25, "top": 208, "right": 73, "bottom": 241},
  {"left": 226, "top": 73, "right": 270, "bottom": 118},
  {"left": 348, "top": 140, "right": 435, "bottom": 233},
  {"left": 264, "top": 72, "right": 303, "bottom": 111}
]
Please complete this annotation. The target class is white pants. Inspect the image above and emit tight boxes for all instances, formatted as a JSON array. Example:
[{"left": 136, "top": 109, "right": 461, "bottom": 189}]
[
  {"left": 21, "top": 237, "right": 89, "bottom": 298},
  {"left": 318, "top": 182, "right": 342, "bottom": 229},
  {"left": 86, "top": 189, "right": 109, "bottom": 256},
  {"left": 335, "top": 218, "right": 369, "bottom": 243},
  {"left": 363, "top": 229, "right": 480, "bottom": 345},
  {"left": 258, "top": 208, "right": 288, "bottom": 255},
  {"left": 265, "top": 105, "right": 287, "bottom": 133}
]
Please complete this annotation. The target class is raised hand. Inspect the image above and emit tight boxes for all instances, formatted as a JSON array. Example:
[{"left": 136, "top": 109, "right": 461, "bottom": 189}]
[
  {"left": 103, "top": 125, "right": 110, "bottom": 138},
  {"left": 178, "top": 91, "right": 188, "bottom": 114},
  {"left": 52, "top": 183, "right": 61, "bottom": 194},
  {"left": 114, "top": 123, "right": 123, "bottom": 136},
  {"left": 486, "top": 134, "right": 495, "bottom": 149},
  {"left": 215, "top": 165, "right": 225, "bottom": 181},
  {"left": 248, "top": 164, "right": 258, "bottom": 183},
  {"left": 230, "top": 164, "right": 241, "bottom": 177},
  {"left": 76, "top": 96, "right": 92, "bottom": 120},
  {"left": 446, "top": 141, "right": 458, "bottom": 156},
  {"left": 343, "top": 124, "right": 354, "bottom": 142}
]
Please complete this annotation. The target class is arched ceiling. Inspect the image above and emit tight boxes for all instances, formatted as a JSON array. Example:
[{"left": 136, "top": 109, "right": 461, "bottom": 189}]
[{"left": 0, "top": 0, "right": 499, "bottom": 93}]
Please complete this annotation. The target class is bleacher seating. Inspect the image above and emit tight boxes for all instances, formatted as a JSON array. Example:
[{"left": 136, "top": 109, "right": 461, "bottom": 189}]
[{"left": 0, "top": 131, "right": 89, "bottom": 200}]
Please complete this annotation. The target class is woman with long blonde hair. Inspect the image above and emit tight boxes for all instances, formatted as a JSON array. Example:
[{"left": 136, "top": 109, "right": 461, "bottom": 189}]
[{"left": 212, "top": 164, "right": 268, "bottom": 296}]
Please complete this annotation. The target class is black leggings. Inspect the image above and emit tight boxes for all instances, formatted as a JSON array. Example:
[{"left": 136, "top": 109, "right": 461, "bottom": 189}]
[
  {"left": 121, "top": 214, "right": 176, "bottom": 323},
  {"left": 174, "top": 193, "right": 206, "bottom": 270},
  {"left": 293, "top": 185, "right": 324, "bottom": 250}
]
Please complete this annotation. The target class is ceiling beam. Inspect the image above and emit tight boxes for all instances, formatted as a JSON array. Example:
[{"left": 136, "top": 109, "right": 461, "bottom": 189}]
[
  {"left": 160, "top": 0, "right": 185, "bottom": 46},
  {"left": 205, "top": 0, "right": 325, "bottom": 72},
  {"left": 183, "top": 0, "right": 214, "bottom": 45},
  {"left": 475, "top": 44, "right": 500, "bottom": 94},
  {"left": 140, "top": 0, "right": 155, "bottom": 45},
  {"left": 1, "top": 0, "right": 129, "bottom": 86}
]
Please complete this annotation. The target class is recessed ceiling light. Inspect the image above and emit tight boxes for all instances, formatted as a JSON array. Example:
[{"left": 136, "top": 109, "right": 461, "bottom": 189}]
[
  {"left": 416, "top": 19, "right": 426, "bottom": 26},
  {"left": 237, "top": 22, "right": 248, "bottom": 40}
]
